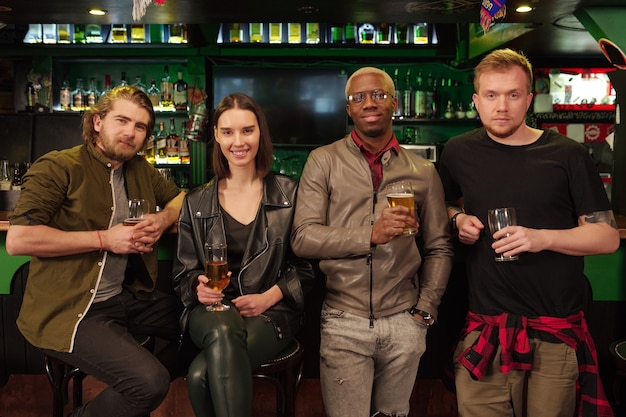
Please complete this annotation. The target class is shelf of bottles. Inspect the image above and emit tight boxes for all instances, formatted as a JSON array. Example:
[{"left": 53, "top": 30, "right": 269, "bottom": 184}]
[
  {"left": 22, "top": 23, "right": 188, "bottom": 45},
  {"left": 217, "top": 22, "right": 433, "bottom": 45},
  {"left": 36, "top": 57, "right": 207, "bottom": 190}
]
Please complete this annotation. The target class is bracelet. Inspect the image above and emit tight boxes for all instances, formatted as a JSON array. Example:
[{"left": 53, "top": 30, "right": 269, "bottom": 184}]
[{"left": 96, "top": 230, "right": 103, "bottom": 253}]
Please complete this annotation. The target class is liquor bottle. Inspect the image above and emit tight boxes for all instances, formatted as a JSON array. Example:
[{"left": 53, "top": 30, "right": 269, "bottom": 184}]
[
  {"left": 166, "top": 117, "right": 180, "bottom": 164},
  {"left": 147, "top": 78, "right": 161, "bottom": 109},
  {"left": 425, "top": 73, "right": 436, "bottom": 118},
  {"left": 42, "top": 24, "right": 57, "bottom": 44},
  {"left": 392, "top": 68, "right": 402, "bottom": 118},
  {"left": 73, "top": 24, "right": 86, "bottom": 44},
  {"left": 145, "top": 129, "right": 156, "bottom": 164},
  {"left": 132, "top": 75, "right": 147, "bottom": 92},
  {"left": 173, "top": 71, "right": 188, "bottom": 111},
  {"left": 85, "top": 77, "right": 100, "bottom": 109},
  {"left": 306, "top": 23, "right": 320, "bottom": 44},
  {"left": 59, "top": 77, "right": 71, "bottom": 111},
  {"left": 344, "top": 23, "right": 356, "bottom": 45},
  {"left": 85, "top": 24, "right": 103, "bottom": 43},
  {"left": 25, "top": 81, "right": 39, "bottom": 112},
  {"left": 402, "top": 69, "right": 413, "bottom": 118},
  {"left": 395, "top": 23, "right": 409, "bottom": 44},
  {"left": 413, "top": 23, "right": 428, "bottom": 44},
  {"left": 24, "top": 24, "right": 42, "bottom": 44},
  {"left": 414, "top": 72, "right": 427, "bottom": 118},
  {"left": 228, "top": 23, "right": 243, "bottom": 43},
  {"left": 329, "top": 24, "right": 344, "bottom": 44},
  {"left": 149, "top": 24, "right": 164, "bottom": 43},
  {"left": 358, "top": 23, "right": 376, "bottom": 44},
  {"left": 0, "top": 159, "right": 10, "bottom": 190},
  {"left": 155, "top": 121, "right": 168, "bottom": 164},
  {"left": 249, "top": 23, "right": 263, "bottom": 43},
  {"left": 377, "top": 23, "right": 392, "bottom": 44},
  {"left": 57, "top": 24, "right": 71, "bottom": 44},
  {"left": 100, "top": 74, "right": 112, "bottom": 99},
  {"left": 118, "top": 72, "right": 129, "bottom": 87},
  {"left": 110, "top": 24, "right": 127, "bottom": 43},
  {"left": 168, "top": 23, "right": 187, "bottom": 43},
  {"left": 179, "top": 134, "right": 190, "bottom": 164},
  {"left": 71, "top": 78, "right": 85, "bottom": 112},
  {"left": 11, "top": 163, "right": 22, "bottom": 191},
  {"left": 160, "top": 66, "right": 173, "bottom": 109},
  {"left": 130, "top": 24, "right": 146, "bottom": 43},
  {"left": 269, "top": 23, "right": 282, "bottom": 44},
  {"left": 288, "top": 23, "right": 301, "bottom": 44}
]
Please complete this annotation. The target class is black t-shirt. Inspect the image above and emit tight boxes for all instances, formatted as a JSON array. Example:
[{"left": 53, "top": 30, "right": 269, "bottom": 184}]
[
  {"left": 221, "top": 206, "right": 256, "bottom": 299},
  {"left": 439, "top": 128, "right": 611, "bottom": 317}
]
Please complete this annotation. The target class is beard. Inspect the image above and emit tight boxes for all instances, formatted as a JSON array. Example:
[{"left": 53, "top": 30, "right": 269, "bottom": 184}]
[
  {"left": 484, "top": 119, "right": 524, "bottom": 139},
  {"left": 96, "top": 137, "right": 142, "bottom": 163}
]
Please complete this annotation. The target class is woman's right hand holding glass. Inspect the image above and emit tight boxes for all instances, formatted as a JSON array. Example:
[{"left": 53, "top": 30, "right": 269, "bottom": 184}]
[{"left": 196, "top": 274, "right": 226, "bottom": 305}]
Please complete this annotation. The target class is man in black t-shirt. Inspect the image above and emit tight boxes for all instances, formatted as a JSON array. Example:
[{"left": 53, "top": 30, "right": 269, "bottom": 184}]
[{"left": 439, "top": 48, "right": 619, "bottom": 417}]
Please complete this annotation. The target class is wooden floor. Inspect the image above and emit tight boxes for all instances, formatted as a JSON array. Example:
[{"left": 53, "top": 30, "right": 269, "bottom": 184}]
[{"left": 0, "top": 374, "right": 458, "bottom": 417}]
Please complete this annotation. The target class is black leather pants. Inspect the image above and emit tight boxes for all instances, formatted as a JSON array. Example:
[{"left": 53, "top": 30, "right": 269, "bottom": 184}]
[{"left": 186, "top": 302, "right": 289, "bottom": 417}]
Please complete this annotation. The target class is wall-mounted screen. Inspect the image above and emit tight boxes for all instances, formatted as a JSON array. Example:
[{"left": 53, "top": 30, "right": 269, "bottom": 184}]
[{"left": 213, "top": 66, "right": 348, "bottom": 145}]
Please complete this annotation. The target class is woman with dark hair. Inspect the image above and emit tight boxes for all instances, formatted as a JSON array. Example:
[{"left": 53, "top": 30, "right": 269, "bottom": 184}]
[{"left": 173, "top": 93, "right": 314, "bottom": 416}]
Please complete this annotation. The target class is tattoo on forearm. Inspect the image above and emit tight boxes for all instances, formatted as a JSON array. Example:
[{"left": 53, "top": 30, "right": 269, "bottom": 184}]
[{"left": 583, "top": 211, "right": 618, "bottom": 229}]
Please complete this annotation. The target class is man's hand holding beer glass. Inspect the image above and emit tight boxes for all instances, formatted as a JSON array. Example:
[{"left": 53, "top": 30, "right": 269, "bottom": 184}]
[{"left": 371, "top": 181, "right": 419, "bottom": 244}]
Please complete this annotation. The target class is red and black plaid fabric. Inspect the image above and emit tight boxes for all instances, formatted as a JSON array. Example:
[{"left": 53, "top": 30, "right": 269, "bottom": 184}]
[{"left": 456, "top": 311, "right": 614, "bottom": 417}]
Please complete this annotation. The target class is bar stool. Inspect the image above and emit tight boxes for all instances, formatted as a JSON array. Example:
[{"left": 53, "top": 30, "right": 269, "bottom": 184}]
[
  {"left": 609, "top": 339, "right": 626, "bottom": 414},
  {"left": 44, "top": 335, "right": 153, "bottom": 417},
  {"left": 252, "top": 337, "right": 304, "bottom": 417}
]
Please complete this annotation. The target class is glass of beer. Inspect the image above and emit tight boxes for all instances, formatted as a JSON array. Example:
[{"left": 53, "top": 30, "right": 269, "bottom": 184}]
[
  {"left": 487, "top": 207, "right": 519, "bottom": 261},
  {"left": 386, "top": 181, "right": 417, "bottom": 236},
  {"left": 124, "top": 199, "right": 149, "bottom": 226},
  {"left": 204, "top": 242, "right": 230, "bottom": 311}
]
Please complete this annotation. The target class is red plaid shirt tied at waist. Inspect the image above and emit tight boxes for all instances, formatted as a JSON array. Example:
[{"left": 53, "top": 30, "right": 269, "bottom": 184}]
[{"left": 456, "top": 311, "right": 613, "bottom": 417}]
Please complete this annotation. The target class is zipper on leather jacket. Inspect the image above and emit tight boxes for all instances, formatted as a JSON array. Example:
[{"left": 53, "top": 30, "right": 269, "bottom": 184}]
[{"left": 368, "top": 190, "right": 377, "bottom": 328}]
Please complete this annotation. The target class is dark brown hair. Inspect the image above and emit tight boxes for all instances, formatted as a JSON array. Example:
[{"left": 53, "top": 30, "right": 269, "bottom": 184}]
[
  {"left": 82, "top": 85, "right": 155, "bottom": 150},
  {"left": 212, "top": 93, "right": 273, "bottom": 178}
]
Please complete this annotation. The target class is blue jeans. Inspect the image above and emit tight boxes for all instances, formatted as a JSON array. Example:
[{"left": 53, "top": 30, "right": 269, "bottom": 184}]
[
  {"left": 319, "top": 303, "right": 428, "bottom": 417},
  {"left": 41, "top": 288, "right": 181, "bottom": 417}
]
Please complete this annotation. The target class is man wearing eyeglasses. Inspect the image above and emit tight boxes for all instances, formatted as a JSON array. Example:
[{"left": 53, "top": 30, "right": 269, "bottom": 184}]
[{"left": 291, "top": 67, "right": 453, "bottom": 417}]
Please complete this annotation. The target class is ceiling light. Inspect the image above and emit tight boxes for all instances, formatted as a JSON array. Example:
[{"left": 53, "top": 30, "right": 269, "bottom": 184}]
[
  {"left": 0, "top": 6, "right": 13, "bottom": 12},
  {"left": 88, "top": 8, "right": 108, "bottom": 16},
  {"left": 516, "top": 5, "right": 533, "bottom": 13}
]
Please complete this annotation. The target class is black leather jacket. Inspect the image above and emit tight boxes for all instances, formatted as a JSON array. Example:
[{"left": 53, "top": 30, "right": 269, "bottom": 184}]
[{"left": 173, "top": 173, "right": 315, "bottom": 341}]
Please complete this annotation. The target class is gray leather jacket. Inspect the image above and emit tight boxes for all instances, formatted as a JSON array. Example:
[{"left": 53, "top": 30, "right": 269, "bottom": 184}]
[
  {"left": 173, "top": 173, "right": 315, "bottom": 340},
  {"left": 291, "top": 135, "right": 453, "bottom": 321}
]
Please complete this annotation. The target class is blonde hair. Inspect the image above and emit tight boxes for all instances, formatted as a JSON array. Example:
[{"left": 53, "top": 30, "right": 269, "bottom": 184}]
[
  {"left": 474, "top": 48, "right": 534, "bottom": 94},
  {"left": 345, "top": 67, "right": 395, "bottom": 99}
]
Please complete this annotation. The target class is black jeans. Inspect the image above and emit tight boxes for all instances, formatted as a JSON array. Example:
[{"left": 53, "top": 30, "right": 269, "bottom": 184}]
[{"left": 42, "top": 288, "right": 181, "bottom": 417}]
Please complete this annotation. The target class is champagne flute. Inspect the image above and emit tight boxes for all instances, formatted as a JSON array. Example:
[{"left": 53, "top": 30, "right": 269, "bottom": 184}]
[
  {"left": 386, "top": 181, "right": 417, "bottom": 236},
  {"left": 124, "top": 199, "right": 149, "bottom": 226},
  {"left": 204, "top": 242, "right": 230, "bottom": 311},
  {"left": 487, "top": 207, "right": 519, "bottom": 262}
]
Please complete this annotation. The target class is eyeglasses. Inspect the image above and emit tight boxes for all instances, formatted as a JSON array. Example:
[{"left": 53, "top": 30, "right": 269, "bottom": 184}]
[{"left": 347, "top": 89, "right": 391, "bottom": 104}]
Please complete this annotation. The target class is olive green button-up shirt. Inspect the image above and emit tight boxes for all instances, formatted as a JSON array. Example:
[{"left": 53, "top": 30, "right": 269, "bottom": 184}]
[{"left": 9, "top": 143, "right": 180, "bottom": 352}]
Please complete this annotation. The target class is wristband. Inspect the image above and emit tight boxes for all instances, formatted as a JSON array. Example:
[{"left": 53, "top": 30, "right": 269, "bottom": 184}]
[{"left": 96, "top": 230, "right": 103, "bottom": 253}]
